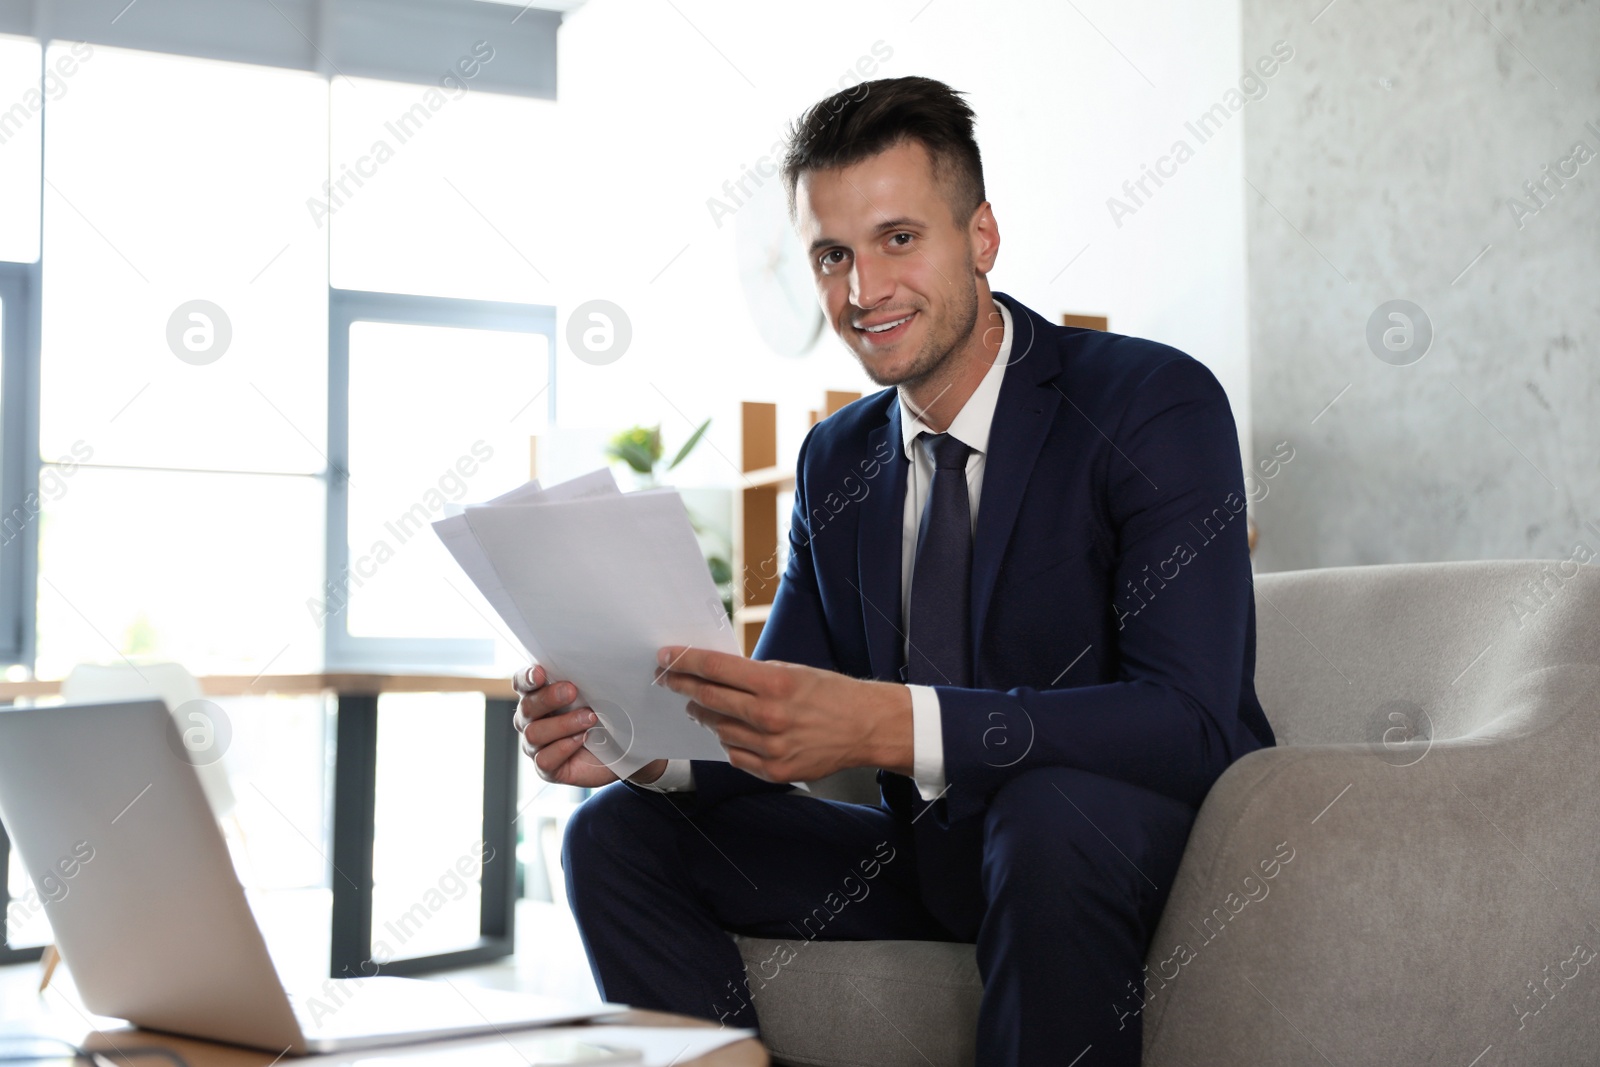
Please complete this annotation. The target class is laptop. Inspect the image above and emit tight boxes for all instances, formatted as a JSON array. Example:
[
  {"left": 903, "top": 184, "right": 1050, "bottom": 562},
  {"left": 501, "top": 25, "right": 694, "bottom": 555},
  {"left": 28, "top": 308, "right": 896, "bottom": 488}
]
[{"left": 0, "top": 699, "right": 626, "bottom": 1054}]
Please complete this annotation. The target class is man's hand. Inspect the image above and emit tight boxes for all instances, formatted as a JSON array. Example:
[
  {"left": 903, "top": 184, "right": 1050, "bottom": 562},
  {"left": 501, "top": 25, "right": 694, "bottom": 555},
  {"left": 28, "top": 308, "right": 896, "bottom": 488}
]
[
  {"left": 653, "top": 646, "right": 913, "bottom": 782},
  {"left": 512, "top": 665, "right": 666, "bottom": 789}
]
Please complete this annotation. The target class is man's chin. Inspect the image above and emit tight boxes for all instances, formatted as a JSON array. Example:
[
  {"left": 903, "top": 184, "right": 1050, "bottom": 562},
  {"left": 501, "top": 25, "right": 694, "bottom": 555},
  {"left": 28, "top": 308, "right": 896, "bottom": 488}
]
[
  {"left": 852, "top": 348, "right": 922, "bottom": 388},
  {"left": 835, "top": 331, "right": 909, "bottom": 380}
]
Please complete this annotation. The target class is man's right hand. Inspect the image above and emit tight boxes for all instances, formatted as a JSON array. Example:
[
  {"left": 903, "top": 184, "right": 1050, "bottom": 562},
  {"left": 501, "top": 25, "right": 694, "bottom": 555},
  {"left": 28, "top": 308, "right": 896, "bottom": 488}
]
[{"left": 512, "top": 665, "right": 667, "bottom": 789}]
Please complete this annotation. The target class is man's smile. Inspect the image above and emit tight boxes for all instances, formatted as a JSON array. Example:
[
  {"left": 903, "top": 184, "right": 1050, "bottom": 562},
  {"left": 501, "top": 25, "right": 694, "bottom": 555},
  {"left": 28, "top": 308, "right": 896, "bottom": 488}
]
[{"left": 853, "top": 310, "right": 918, "bottom": 346}]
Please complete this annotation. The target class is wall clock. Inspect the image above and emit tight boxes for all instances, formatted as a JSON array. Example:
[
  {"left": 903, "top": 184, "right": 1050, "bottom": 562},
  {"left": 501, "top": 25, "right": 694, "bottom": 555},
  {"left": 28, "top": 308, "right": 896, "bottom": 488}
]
[{"left": 735, "top": 180, "right": 824, "bottom": 358}]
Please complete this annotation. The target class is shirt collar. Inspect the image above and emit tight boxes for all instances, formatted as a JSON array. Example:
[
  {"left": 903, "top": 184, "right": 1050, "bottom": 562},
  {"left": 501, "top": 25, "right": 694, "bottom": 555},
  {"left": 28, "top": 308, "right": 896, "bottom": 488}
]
[{"left": 899, "top": 298, "right": 1013, "bottom": 461}]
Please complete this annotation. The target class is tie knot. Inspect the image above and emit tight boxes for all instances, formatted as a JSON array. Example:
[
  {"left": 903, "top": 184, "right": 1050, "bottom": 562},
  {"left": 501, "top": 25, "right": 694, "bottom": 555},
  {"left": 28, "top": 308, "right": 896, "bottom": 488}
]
[{"left": 922, "top": 432, "right": 971, "bottom": 472}]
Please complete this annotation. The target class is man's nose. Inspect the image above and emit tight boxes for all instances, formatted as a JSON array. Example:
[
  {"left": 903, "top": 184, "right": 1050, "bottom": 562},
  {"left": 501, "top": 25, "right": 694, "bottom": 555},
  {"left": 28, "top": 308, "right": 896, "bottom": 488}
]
[{"left": 850, "top": 253, "right": 895, "bottom": 311}]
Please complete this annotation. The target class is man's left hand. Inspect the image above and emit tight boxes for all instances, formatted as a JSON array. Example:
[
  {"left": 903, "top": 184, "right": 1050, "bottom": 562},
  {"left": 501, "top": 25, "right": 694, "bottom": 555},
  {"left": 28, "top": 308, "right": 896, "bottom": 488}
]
[{"left": 654, "top": 646, "right": 914, "bottom": 783}]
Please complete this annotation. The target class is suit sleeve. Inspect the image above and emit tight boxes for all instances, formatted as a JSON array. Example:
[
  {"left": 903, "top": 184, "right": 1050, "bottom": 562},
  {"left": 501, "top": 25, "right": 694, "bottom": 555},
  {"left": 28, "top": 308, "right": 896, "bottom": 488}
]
[
  {"left": 931, "top": 357, "right": 1254, "bottom": 822},
  {"left": 625, "top": 423, "right": 834, "bottom": 812}
]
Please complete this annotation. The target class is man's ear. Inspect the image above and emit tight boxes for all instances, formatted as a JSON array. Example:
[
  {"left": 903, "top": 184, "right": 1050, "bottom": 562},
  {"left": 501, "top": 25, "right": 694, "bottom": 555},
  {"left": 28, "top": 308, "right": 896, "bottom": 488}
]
[{"left": 969, "top": 201, "right": 1000, "bottom": 275}]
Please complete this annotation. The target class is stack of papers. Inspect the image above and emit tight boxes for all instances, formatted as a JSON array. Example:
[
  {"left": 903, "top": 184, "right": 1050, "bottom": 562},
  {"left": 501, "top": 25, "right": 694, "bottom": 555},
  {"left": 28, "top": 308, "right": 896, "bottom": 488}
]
[
  {"left": 432, "top": 470, "right": 735, "bottom": 781},
  {"left": 349, "top": 1023, "right": 759, "bottom": 1066}
]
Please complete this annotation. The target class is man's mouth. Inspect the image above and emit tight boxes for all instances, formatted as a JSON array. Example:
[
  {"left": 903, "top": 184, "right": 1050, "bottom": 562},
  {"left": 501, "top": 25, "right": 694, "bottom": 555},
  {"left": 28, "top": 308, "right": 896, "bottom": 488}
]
[{"left": 853, "top": 312, "right": 916, "bottom": 345}]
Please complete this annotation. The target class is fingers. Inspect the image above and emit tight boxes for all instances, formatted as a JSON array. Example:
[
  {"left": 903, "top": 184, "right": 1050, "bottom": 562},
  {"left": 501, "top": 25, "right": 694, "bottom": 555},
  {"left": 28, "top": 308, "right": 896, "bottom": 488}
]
[
  {"left": 686, "top": 702, "right": 770, "bottom": 754},
  {"left": 516, "top": 701, "right": 600, "bottom": 783},
  {"left": 523, "top": 706, "right": 599, "bottom": 750},
  {"left": 655, "top": 666, "right": 764, "bottom": 726},
  {"left": 510, "top": 667, "right": 595, "bottom": 781},
  {"left": 514, "top": 679, "right": 580, "bottom": 732},
  {"left": 532, "top": 731, "right": 590, "bottom": 779},
  {"left": 724, "top": 745, "right": 776, "bottom": 782},
  {"left": 511, "top": 664, "right": 547, "bottom": 695},
  {"left": 656, "top": 646, "right": 771, "bottom": 696}
]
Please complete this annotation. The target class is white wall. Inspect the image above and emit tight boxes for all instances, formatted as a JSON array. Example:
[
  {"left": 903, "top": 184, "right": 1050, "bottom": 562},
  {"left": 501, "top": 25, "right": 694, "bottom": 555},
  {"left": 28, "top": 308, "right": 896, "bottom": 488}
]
[{"left": 545, "top": 0, "right": 1252, "bottom": 484}]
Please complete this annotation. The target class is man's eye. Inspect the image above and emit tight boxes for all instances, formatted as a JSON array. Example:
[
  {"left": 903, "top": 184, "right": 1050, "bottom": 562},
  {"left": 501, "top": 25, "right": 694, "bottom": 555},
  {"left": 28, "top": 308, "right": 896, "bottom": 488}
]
[
  {"left": 890, "top": 232, "right": 913, "bottom": 247},
  {"left": 819, "top": 249, "right": 847, "bottom": 270}
]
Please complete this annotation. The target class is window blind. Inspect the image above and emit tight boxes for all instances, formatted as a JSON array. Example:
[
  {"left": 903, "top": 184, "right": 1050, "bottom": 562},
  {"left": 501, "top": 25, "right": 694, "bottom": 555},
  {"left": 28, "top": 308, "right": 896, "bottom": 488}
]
[{"left": 0, "top": 0, "right": 560, "bottom": 98}]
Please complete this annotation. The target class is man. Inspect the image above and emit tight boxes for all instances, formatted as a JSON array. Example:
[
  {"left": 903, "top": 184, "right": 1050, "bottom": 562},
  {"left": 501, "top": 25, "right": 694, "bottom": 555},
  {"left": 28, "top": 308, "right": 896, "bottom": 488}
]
[{"left": 514, "top": 76, "right": 1275, "bottom": 1065}]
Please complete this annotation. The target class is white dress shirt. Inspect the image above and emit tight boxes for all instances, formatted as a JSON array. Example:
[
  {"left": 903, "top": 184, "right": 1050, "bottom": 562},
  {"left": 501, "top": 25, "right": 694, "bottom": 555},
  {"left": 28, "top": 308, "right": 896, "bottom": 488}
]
[
  {"left": 639, "top": 301, "right": 1015, "bottom": 797},
  {"left": 898, "top": 299, "right": 1012, "bottom": 799}
]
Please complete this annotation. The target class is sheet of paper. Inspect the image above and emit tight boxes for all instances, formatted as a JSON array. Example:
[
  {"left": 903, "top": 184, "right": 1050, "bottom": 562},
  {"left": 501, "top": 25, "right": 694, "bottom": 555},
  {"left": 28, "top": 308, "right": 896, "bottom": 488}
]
[
  {"left": 461, "top": 490, "right": 735, "bottom": 768},
  {"left": 434, "top": 513, "right": 545, "bottom": 663},
  {"left": 434, "top": 473, "right": 641, "bottom": 773},
  {"left": 434, "top": 472, "right": 735, "bottom": 777},
  {"left": 341, "top": 1023, "right": 758, "bottom": 1066},
  {"left": 436, "top": 471, "right": 627, "bottom": 662},
  {"left": 486, "top": 477, "right": 544, "bottom": 506},
  {"left": 516, "top": 468, "right": 622, "bottom": 505},
  {"left": 533, "top": 1024, "right": 758, "bottom": 1065}
]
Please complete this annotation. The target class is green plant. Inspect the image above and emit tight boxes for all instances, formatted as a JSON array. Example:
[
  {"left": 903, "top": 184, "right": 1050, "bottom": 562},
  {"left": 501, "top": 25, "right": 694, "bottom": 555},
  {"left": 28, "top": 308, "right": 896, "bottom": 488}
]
[{"left": 605, "top": 419, "right": 710, "bottom": 483}]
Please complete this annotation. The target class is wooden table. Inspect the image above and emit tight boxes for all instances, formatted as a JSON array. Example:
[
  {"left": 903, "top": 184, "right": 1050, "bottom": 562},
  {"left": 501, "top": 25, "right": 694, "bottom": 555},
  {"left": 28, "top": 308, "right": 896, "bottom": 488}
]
[{"left": 0, "top": 962, "right": 767, "bottom": 1065}]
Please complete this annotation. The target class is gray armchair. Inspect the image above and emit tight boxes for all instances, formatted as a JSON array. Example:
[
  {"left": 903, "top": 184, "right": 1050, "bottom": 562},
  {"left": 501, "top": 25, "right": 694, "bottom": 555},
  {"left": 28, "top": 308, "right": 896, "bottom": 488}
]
[{"left": 733, "top": 560, "right": 1600, "bottom": 1065}]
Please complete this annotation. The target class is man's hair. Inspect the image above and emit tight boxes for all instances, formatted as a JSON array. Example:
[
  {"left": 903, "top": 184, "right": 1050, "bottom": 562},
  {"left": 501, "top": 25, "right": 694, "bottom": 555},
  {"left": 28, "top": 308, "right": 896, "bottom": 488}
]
[{"left": 781, "top": 76, "right": 986, "bottom": 226}]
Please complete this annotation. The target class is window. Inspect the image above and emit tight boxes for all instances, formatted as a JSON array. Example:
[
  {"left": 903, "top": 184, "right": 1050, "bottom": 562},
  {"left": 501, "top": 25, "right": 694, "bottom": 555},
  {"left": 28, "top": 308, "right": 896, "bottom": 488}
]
[
  {"left": 34, "top": 44, "right": 328, "bottom": 677},
  {"left": 370, "top": 692, "right": 485, "bottom": 962},
  {"left": 1, "top": 26, "right": 562, "bottom": 977},
  {"left": 7, "top": 42, "right": 560, "bottom": 677},
  {"left": 345, "top": 319, "right": 549, "bottom": 640},
  {"left": 39, "top": 45, "right": 328, "bottom": 475},
  {"left": 328, "top": 78, "right": 559, "bottom": 305},
  {"left": 0, "top": 35, "right": 41, "bottom": 264},
  {"left": 320, "top": 68, "right": 560, "bottom": 672},
  {"left": 326, "top": 292, "right": 555, "bottom": 669},
  {"left": 0, "top": 34, "right": 42, "bottom": 667},
  {"left": 34, "top": 468, "right": 327, "bottom": 679}
]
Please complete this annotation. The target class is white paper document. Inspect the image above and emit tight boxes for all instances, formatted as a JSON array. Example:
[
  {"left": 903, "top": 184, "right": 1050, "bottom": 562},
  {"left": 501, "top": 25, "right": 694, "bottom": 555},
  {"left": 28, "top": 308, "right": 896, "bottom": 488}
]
[
  {"left": 434, "top": 470, "right": 736, "bottom": 779},
  {"left": 346, "top": 1023, "right": 758, "bottom": 1065}
]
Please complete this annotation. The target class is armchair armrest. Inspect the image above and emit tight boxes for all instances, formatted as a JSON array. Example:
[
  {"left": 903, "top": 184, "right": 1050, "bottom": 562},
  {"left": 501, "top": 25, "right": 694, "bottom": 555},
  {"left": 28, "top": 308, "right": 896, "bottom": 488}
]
[{"left": 1140, "top": 664, "right": 1600, "bottom": 1067}]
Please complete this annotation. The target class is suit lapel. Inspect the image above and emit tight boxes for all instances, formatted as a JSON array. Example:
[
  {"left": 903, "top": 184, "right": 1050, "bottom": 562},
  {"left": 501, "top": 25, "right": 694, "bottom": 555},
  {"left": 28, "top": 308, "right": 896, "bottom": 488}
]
[
  {"left": 970, "top": 295, "right": 1063, "bottom": 671},
  {"left": 858, "top": 400, "right": 909, "bottom": 682}
]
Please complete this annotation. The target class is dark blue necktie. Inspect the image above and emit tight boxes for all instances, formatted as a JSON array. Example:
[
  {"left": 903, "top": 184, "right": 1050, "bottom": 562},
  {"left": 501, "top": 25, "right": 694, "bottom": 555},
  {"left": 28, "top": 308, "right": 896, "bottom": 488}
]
[{"left": 906, "top": 431, "right": 973, "bottom": 687}]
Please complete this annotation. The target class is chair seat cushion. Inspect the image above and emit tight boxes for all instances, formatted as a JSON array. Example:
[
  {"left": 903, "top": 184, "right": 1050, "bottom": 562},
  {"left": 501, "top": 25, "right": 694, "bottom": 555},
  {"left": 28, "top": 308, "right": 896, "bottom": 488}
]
[{"left": 733, "top": 935, "right": 982, "bottom": 1067}]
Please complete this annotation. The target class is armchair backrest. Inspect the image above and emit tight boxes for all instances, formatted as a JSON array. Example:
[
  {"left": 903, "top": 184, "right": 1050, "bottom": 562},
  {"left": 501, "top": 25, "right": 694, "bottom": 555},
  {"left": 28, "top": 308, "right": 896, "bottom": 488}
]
[{"left": 1250, "top": 559, "right": 1600, "bottom": 748}]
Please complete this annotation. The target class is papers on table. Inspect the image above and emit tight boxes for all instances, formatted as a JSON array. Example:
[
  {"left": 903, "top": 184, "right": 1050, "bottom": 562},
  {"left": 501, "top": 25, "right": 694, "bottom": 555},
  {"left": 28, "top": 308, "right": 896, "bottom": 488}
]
[
  {"left": 433, "top": 469, "right": 735, "bottom": 780},
  {"left": 346, "top": 1023, "right": 759, "bottom": 1065}
]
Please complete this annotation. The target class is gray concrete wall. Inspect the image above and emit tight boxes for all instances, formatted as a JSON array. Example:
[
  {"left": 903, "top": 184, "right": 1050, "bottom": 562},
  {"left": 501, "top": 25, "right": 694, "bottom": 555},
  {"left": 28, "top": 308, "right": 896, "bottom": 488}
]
[{"left": 1242, "top": 0, "right": 1599, "bottom": 573}]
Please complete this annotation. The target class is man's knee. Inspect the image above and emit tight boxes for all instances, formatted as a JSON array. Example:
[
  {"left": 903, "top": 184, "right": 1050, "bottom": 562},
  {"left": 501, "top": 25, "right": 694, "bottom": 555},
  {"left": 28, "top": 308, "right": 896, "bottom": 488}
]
[
  {"left": 983, "top": 767, "right": 1195, "bottom": 898},
  {"left": 562, "top": 781, "right": 669, "bottom": 879}
]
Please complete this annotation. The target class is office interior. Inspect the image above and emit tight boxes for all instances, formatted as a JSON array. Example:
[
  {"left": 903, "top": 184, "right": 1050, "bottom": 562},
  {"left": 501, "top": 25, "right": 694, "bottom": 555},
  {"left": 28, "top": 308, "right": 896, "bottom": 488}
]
[{"left": 0, "top": 0, "right": 1596, "bottom": 1062}]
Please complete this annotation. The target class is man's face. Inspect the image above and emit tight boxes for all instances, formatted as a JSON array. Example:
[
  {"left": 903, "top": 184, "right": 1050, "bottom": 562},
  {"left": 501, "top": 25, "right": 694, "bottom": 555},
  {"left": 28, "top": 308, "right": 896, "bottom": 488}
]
[{"left": 795, "top": 139, "right": 994, "bottom": 389}]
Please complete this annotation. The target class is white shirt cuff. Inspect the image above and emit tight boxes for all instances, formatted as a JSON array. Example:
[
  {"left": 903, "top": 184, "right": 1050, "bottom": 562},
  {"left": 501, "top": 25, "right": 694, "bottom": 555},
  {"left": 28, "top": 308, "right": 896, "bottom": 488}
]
[
  {"left": 908, "top": 684, "right": 946, "bottom": 801},
  {"left": 633, "top": 758, "right": 695, "bottom": 792}
]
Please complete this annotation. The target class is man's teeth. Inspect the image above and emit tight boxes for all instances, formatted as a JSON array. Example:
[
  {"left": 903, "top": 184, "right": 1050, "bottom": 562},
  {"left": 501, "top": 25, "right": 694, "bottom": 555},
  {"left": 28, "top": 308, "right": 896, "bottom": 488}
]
[{"left": 863, "top": 315, "right": 911, "bottom": 334}]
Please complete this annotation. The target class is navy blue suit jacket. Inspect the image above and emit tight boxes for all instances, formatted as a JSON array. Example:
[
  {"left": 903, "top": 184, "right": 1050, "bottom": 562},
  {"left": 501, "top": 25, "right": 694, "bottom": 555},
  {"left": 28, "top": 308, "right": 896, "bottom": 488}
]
[{"left": 677, "top": 291, "right": 1274, "bottom": 835}]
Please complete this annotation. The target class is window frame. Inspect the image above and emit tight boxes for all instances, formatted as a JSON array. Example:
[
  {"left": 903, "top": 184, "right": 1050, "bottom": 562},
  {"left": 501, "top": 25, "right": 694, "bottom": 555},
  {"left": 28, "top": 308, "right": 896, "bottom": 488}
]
[
  {"left": 325, "top": 287, "right": 556, "bottom": 671},
  {"left": 0, "top": 260, "right": 41, "bottom": 669}
]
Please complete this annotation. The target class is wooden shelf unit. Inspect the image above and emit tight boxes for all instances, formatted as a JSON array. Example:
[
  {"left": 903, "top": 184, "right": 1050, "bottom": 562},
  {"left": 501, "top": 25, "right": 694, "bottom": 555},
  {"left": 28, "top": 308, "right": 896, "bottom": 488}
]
[{"left": 733, "top": 392, "right": 859, "bottom": 654}]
